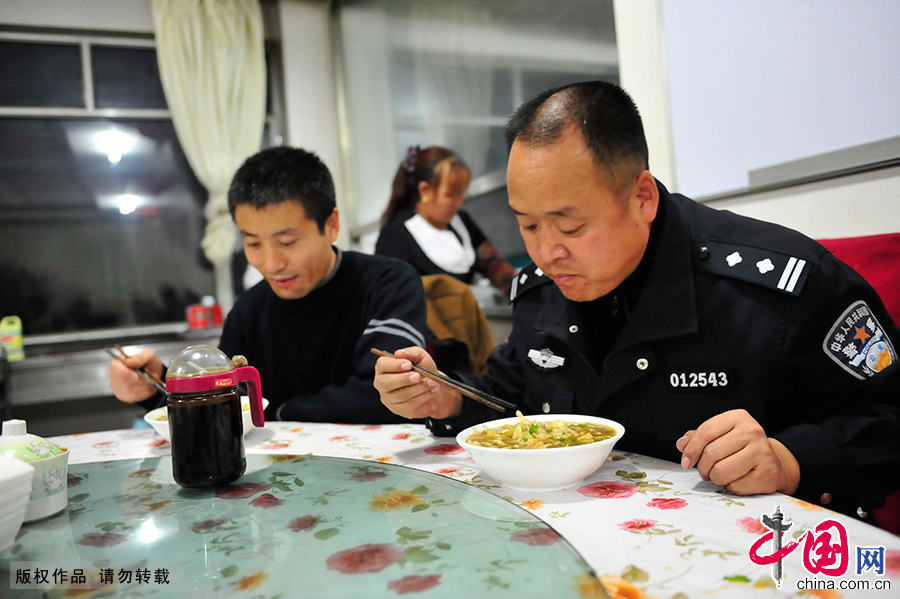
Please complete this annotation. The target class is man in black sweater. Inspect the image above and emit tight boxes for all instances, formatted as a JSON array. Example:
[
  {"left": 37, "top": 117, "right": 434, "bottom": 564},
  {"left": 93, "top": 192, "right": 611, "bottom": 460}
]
[{"left": 110, "top": 147, "right": 428, "bottom": 424}]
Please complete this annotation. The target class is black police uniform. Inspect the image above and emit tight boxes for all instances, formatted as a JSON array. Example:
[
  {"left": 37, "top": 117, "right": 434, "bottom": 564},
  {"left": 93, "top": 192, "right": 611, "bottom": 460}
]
[{"left": 428, "top": 181, "right": 900, "bottom": 522}]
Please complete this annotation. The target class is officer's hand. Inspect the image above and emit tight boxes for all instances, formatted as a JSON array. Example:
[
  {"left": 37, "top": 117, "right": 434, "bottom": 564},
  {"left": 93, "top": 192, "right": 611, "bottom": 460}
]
[
  {"left": 373, "top": 346, "right": 463, "bottom": 420},
  {"left": 108, "top": 348, "right": 163, "bottom": 404},
  {"left": 676, "top": 409, "right": 800, "bottom": 496}
]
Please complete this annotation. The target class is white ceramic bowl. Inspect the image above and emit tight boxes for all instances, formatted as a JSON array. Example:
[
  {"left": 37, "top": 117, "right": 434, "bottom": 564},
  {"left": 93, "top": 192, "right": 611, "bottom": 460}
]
[
  {"left": 23, "top": 448, "right": 69, "bottom": 521},
  {"left": 144, "top": 397, "right": 269, "bottom": 441},
  {"left": 456, "top": 414, "right": 625, "bottom": 492},
  {"left": 0, "top": 455, "right": 34, "bottom": 552}
]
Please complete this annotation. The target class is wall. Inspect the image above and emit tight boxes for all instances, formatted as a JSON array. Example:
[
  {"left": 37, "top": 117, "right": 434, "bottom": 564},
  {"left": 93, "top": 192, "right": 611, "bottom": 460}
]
[
  {"left": 661, "top": 0, "right": 900, "bottom": 199},
  {"left": 613, "top": 0, "right": 900, "bottom": 239},
  {"left": 276, "top": 0, "right": 349, "bottom": 247}
]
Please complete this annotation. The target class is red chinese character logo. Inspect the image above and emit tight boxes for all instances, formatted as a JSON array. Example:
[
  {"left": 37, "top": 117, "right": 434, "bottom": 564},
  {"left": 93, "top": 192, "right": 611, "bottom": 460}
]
[
  {"left": 802, "top": 519, "right": 849, "bottom": 576},
  {"left": 749, "top": 508, "right": 851, "bottom": 585}
]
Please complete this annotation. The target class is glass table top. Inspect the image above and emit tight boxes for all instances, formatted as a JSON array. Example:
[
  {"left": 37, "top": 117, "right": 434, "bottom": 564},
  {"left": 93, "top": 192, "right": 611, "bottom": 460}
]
[{"left": 2, "top": 454, "right": 608, "bottom": 598}]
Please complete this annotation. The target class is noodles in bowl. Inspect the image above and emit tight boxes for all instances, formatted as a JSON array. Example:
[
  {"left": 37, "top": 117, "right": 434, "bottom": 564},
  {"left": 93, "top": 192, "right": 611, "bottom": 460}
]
[
  {"left": 456, "top": 412, "right": 625, "bottom": 492},
  {"left": 465, "top": 411, "right": 617, "bottom": 449}
]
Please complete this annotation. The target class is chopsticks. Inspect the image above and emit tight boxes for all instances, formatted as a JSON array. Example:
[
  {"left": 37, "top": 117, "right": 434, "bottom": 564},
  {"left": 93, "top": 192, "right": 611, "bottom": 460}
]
[
  {"left": 371, "top": 348, "right": 515, "bottom": 413},
  {"left": 105, "top": 346, "right": 168, "bottom": 395}
]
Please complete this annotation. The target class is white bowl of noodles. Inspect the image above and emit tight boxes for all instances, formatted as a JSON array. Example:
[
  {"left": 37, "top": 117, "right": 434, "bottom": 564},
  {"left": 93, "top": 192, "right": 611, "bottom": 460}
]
[{"left": 456, "top": 412, "right": 625, "bottom": 492}]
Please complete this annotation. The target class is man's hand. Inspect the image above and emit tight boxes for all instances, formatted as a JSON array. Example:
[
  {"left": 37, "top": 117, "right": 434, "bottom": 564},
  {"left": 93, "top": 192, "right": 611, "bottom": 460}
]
[
  {"left": 373, "top": 346, "right": 463, "bottom": 420},
  {"left": 108, "top": 349, "right": 163, "bottom": 404},
  {"left": 676, "top": 409, "right": 800, "bottom": 496}
]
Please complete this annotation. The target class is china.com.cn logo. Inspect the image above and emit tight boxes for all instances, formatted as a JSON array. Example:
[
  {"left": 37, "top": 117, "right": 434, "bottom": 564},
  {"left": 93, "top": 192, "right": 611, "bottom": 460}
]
[{"left": 748, "top": 505, "right": 886, "bottom": 588}]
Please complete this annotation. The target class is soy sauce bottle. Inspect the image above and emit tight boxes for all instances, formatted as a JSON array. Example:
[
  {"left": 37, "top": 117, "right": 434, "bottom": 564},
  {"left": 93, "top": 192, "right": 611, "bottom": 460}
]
[{"left": 165, "top": 345, "right": 265, "bottom": 488}]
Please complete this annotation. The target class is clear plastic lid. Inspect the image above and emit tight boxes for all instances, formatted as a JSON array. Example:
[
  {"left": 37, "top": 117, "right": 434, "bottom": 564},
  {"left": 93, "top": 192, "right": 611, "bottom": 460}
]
[{"left": 167, "top": 344, "right": 234, "bottom": 380}]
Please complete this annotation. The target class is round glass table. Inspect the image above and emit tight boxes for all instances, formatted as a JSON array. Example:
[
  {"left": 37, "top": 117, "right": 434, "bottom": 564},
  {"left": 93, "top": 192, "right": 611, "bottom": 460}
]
[{"left": 3, "top": 454, "right": 608, "bottom": 598}]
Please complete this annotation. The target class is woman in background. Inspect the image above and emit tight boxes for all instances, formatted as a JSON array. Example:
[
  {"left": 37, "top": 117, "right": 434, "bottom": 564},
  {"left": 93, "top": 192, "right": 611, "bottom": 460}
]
[{"left": 375, "top": 145, "right": 515, "bottom": 296}]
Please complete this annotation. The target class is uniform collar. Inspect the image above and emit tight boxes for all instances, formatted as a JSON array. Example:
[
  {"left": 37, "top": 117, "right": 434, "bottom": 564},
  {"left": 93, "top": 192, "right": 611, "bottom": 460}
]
[
  {"left": 614, "top": 182, "right": 698, "bottom": 348},
  {"left": 533, "top": 181, "right": 698, "bottom": 349}
]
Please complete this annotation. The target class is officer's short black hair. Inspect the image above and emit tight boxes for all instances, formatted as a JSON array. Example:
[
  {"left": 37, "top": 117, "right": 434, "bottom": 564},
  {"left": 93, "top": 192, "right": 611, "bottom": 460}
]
[
  {"left": 505, "top": 81, "right": 650, "bottom": 195},
  {"left": 228, "top": 146, "right": 336, "bottom": 233}
]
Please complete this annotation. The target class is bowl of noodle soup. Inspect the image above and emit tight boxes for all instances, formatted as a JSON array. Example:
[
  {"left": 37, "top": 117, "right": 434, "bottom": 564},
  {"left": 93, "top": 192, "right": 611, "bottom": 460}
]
[{"left": 456, "top": 412, "right": 625, "bottom": 492}]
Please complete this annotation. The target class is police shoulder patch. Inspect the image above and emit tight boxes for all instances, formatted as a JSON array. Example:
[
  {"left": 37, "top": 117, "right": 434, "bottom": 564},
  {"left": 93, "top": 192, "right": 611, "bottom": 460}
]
[
  {"left": 509, "top": 263, "right": 553, "bottom": 303},
  {"left": 694, "top": 240, "right": 811, "bottom": 295},
  {"left": 823, "top": 300, "right": 896, "bottom": 379}
]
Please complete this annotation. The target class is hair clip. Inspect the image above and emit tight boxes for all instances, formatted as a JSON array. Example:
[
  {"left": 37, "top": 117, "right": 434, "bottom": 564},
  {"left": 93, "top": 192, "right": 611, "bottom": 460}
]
[{"left": 403, "top": 145, "right": 421, "bottom": 175}]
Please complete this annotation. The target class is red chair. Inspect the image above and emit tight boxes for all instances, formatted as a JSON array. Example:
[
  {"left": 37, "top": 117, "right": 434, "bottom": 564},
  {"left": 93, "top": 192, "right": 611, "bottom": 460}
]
[{"left": 818, "top": 232, "right": 900, "bottom": 534}]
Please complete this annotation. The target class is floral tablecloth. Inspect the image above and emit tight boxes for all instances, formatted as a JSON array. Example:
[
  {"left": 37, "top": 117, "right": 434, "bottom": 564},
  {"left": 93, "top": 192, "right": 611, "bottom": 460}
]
[{"left": 46, "top": 422, "right": 900, "bottom": 598}]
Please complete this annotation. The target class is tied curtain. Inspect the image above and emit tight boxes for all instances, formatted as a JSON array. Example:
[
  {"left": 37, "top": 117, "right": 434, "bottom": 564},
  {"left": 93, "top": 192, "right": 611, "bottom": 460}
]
[{"left": 152, "top": 0, "right": 267, "bottom": 311}]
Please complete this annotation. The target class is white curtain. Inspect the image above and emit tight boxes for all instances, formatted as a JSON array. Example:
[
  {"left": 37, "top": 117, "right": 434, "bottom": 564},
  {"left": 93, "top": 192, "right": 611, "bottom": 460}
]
[
  {"left": 410, "top": 3, "right": 494, "bottom": 175},
  {"left": 152, "top": 0, "right": 266, "bottom": 311}
]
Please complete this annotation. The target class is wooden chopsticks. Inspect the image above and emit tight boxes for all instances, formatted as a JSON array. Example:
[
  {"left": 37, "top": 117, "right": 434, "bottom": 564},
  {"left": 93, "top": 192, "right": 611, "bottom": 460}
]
[
  {"left": 371, "top": 348, "right": 515, "bottom": 413},
  {"left": 106, "top": 346, "right": 168, "bottom": 395}
]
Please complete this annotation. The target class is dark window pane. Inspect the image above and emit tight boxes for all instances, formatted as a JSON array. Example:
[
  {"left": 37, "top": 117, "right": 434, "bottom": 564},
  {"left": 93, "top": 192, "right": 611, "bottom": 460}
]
[
  {"left": 484, "top": 126, "right": 509, "bottom": 175},
  {"left": 0, "top": 118, "right": 214, "bottom": 335},
  {"left": 92, "top": 46, "right": 167, "bottom": 109},
  {"left": 0, "top": 41, "right": 84, "bottom": 107}
]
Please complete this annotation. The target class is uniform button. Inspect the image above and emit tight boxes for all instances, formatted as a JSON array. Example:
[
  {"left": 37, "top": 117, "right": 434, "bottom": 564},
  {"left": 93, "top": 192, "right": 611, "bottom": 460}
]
[
  {"left": 697, "top": 246, "right": 710, "bottom": 260},
  {"left": 819, "top": 492, "right": 832, "bottom": 505},
  {"left": 636, "top": 358, "right": 649, "bottom": 371},
  {"left": 569, "top": 325, "right": 579, "bottom": 333},
  {"left": 857, "top": 507, "right": 868, "bottom": 519},
  {"left": 541, "top": 402, "right": 550, "bottom": 413}
]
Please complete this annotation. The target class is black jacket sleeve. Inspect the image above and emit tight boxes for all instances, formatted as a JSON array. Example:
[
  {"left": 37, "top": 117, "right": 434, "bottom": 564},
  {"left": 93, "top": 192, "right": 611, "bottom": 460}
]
[{"left": 771, "top": 251, "right": 900, "bottom": 514}]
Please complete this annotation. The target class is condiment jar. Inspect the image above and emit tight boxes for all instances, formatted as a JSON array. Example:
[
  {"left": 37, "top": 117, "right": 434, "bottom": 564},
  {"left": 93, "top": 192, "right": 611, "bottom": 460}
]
[
  {"left": 0, "top": 419, "right": 69, "bottom": 521},
  {"left": 165, "top": 345, "right": 264, "bottom": 488}
]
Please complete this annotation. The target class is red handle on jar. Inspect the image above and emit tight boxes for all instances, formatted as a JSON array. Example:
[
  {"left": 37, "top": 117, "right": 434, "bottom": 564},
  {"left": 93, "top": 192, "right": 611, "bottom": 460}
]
[{"left": 234, "top": 366, "right": 265, "bottom": 427}]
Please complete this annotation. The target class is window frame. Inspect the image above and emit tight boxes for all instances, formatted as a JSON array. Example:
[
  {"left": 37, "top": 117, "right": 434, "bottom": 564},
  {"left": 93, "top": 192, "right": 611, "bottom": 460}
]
[{"left": 0, "top": 29, "right": 283, "bottom": 344}]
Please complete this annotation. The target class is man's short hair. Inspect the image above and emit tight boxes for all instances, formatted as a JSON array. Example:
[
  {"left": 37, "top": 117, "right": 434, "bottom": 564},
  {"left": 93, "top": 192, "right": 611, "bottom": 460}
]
[
  {"left": 505, "top": 81, "right": 650, "bottom": 195},
  {"left": 228, "top": 146, "right": 336, "bottom": 232}
]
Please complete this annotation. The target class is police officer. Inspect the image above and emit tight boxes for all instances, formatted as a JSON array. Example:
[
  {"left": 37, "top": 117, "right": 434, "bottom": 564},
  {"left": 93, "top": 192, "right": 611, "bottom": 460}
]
[{"left": 373, "top": 81, "right": 900, "bottom": 523}]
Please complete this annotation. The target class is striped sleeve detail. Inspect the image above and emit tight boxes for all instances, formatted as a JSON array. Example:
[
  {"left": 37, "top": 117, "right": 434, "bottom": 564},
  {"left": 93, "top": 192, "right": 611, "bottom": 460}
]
[{"left": 363, "top": 318, "right": 426, "bottom": 348}]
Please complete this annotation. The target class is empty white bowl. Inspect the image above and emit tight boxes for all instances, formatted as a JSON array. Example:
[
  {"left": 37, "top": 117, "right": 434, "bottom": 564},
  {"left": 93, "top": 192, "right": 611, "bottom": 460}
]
[
  {"left": 144, "top": 396, "right": 268, "bottom": 441},
  {"left": 456, "top": 414, "right": 625, "bottom": 492}
]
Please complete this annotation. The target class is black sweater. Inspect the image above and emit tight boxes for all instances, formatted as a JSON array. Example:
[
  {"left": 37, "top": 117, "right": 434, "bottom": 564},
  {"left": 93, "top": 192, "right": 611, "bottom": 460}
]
[{"left": 143, "top": 250, "right": 428, "bottom": 424}]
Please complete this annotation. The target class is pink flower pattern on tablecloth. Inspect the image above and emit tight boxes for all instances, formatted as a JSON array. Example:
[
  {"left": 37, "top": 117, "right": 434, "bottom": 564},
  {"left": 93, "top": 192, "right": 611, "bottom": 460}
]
[
  {"left": 78, "top": 532, "right": 128, "bottom": 547},
  {"left": 392, "top": 433, "right": 410, "bottom": 440},
  {"left": 647, "top": 497, "right": 687, "bottom": 510},
  {"left": 192, "top": 519, "right": 229, "bottom": 533},
  {"left": 287, "top": 515, "right": 323, "bottom": 532},
  {"left": 251, "top": 493, "right": 284, "bottom": 508},
  {"left": 217, "top": 482, "right": 270, "bottom": 499},
  {"left": 387, "top": 574, "right": 442, "bottom": 594},
  {"left": 618, "top": 519, "right": 658, "bottom": 531},
  {"left": 351, "top": 470, "right": 388, "bottom": 482},
  {"left": 423, "top": 444, "right": 464, "bottom": 455},
  {"left": 578, "top": 481, "right": 640, "bottom": 499},
  {"left": 326, "top": 543, "right": 405, "bottom": 574},
  {"left": 885, "top": 549, "right": 900, "bottom": 577},
  {"left": 262, "top": 443, "right": 290, "bottom": 450},
  {"left": 510, "top": 528, "right": 562, "bottom": 546},
  {"left": 434, "top": 467, "right": 460, "bottom": 475},
  {"left": 736, "top": 516, "right": 768, "bottom": 534}
]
